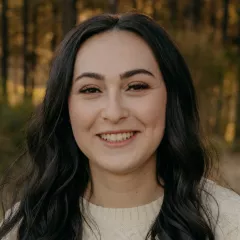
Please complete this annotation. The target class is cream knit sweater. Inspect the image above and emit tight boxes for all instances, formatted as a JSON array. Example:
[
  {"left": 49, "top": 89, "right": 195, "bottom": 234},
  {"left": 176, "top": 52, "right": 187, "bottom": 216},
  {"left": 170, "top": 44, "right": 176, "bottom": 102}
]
[{"left": 2, "top": 179, "right": 240, "bottom": 240}]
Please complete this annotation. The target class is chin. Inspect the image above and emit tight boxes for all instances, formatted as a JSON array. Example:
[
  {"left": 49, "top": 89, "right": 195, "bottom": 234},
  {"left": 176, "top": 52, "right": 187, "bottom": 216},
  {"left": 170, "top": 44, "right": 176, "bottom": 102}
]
[{"left": 90, "top": 155, "right": 152, "bottom": 176}]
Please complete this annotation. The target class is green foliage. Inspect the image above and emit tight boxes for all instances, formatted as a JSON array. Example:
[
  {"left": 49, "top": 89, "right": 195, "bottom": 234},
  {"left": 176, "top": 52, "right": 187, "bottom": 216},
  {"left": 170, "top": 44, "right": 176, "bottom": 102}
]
[{"left": 0, "top": 100, "right": 34, "bottom": 173}]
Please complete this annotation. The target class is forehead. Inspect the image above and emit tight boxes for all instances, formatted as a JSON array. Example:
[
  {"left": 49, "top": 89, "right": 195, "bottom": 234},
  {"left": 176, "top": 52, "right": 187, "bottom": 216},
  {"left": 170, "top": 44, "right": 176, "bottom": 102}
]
[{"left": 73, "top": 30, "right": 160, "bottom": 76}]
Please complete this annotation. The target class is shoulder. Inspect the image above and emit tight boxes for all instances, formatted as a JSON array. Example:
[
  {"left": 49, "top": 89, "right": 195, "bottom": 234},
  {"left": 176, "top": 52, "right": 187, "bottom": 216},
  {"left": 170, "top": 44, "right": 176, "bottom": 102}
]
[
  {"left": 0, "top": 202, "right": 21, "bottom": 240},
  {"left": 203, "top": 179, "right": 240, "bottom": 240},
  {"left": 203, "top": 178, "right": 240, "bottom": 213}
]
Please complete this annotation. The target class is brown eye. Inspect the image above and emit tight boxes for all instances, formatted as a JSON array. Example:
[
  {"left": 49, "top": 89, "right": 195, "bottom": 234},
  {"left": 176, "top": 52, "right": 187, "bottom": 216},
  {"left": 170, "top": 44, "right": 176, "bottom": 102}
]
[
  {"left": 127, "top": 83, "right": 149, "bottom": 91},
  {"left": 79, "top": 87, "right": 101, "bottom": 94}
]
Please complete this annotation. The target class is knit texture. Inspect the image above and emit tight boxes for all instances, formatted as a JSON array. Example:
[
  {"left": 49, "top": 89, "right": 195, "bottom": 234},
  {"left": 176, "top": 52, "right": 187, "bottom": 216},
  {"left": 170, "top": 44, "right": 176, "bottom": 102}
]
[
  {"left": 2, "top": 179, "right": 240, "bottom": 240},
  {"left": 81, "top": 179, "right": 240, "bottom": 240},
  {"left": 81, "top": 194, "right": 163, "bottom": 239}
]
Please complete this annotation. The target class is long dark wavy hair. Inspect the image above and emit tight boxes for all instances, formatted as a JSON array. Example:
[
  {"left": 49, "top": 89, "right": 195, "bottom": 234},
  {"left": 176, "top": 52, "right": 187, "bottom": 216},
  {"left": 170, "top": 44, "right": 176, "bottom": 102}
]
[{"left": 0, "top": 12, "right": 217, "bottom": 240}]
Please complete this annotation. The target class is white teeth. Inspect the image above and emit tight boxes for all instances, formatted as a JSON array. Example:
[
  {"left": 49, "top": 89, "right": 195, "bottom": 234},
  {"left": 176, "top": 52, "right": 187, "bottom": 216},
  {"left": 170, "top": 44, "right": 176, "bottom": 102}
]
[
  {"left": 99, "top": 132, "right": 135, "bottom": 142},
  {"left": 116, "top": 134, "right": 122, "bottom": 141}
]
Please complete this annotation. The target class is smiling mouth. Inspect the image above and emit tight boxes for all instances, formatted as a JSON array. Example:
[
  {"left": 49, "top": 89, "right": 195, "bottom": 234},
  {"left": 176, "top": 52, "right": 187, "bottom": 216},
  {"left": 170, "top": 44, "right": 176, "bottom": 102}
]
[{"left": 97, "top": 131, "right": 138, "bottom": 142}]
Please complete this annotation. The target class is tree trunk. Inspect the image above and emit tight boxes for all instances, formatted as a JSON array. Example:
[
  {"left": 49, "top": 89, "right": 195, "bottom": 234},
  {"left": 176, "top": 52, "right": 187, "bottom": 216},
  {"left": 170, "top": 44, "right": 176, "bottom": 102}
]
[
  {"left": 235, "top": 77, "right": 240, "bottom": 143},
  {"left": 132, "top": 0, "right": 137, "bottom": 9},
  {"left": 168, "top": 0, "right": 178, "bottom": 28},
  {"left": 109, "top": 0, "right": 118, "bottom": 13},
  {"left": 61, "top": 0, "right": 77, "bottom": 36},
  {"left": 30, "top": 3, "right": 39, "bottom": 97},
  {"left": 1, "top": 0, "right": 8, "bottom": 98},
  {"left": 210, "top": 0, "right": 217, "bottom": 29},
  {"left": 52, "top": 1, "right": 59, "bottom": 51},
  {"left": 152, "top": 0, "right": 157, "bottom": 20},
  {"left": 191, "top": 0, "right": 204, "bottom": 29},
  {"left": 234, "top": 7, "right": 240, "bottom": 145},
  {"left": 23, "top": 0, "right": 29, "bottom": 97},
  {"left": 209, "top": 0, "right": 217, "bottom": 38},
  {"left": 222, "top": 0, "right": 230, "bottom": 44},
  {"left": 214, "top": 83, "right": 224, "bottom": 136}
]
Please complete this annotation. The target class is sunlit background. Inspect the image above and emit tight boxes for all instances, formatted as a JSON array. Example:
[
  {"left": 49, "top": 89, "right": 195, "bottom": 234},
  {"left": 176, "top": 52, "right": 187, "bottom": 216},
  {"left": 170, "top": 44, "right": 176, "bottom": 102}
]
[{"left": 0, "top": 0, "right": 240, "bottom": 194}]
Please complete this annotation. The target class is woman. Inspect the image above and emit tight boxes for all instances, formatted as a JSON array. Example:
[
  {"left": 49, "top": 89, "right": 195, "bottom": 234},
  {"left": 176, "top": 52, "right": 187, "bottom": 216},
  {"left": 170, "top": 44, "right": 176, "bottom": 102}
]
[{"left": 0, "top": 12, "right": 240, "bottom": 240}]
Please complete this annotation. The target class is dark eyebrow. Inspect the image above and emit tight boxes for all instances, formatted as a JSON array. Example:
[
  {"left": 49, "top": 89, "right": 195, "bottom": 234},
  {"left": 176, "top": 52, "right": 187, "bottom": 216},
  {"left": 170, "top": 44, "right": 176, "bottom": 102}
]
[
  {"left": 74, "top": 72, "right": 104, "bottom": 81},
  {"left": 74, "top": 68, "right": 155, "bottom": 82},
  {"left": 120, "top": 69, "right": 155, "bottom": 79}
]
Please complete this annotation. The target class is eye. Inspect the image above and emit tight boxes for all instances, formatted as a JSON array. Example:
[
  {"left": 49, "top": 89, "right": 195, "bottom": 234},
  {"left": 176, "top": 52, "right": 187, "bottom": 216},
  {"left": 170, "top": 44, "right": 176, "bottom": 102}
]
[
  {"left": 127, "top": 82, "right": 150, "bottom": 91},
  {"left": 79, "top": 86, "right": 101, "bottom": 94}
]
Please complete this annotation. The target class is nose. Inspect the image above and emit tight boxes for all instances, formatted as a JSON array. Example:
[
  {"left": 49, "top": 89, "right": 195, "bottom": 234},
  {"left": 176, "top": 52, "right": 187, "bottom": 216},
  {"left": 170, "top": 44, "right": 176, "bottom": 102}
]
[{"left": 101, "top": 93, "right": 129, "bottom": 123}]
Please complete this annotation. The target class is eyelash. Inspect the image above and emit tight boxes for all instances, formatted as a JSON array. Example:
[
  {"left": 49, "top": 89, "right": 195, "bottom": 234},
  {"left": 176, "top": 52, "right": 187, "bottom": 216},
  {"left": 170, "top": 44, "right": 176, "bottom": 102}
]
[{"left": 79, "top": 83, "right": 150, "bottom": 94}]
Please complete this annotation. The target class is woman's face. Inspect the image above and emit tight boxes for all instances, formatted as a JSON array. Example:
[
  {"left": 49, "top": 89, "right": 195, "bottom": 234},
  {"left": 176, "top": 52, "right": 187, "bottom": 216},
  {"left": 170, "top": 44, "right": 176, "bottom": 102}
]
[{"left": 68, "top": 30, "right": 167, "bottom": 175}]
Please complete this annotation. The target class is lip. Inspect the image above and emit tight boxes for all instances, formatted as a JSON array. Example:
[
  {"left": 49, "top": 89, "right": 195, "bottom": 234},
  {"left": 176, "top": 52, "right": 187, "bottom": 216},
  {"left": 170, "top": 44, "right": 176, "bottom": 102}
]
[
  {"left": 97, "top": 131, "right": 138, "bottom": 148},
  {"left": 97, "top": 130, "right": 139, "bottom": 135}
]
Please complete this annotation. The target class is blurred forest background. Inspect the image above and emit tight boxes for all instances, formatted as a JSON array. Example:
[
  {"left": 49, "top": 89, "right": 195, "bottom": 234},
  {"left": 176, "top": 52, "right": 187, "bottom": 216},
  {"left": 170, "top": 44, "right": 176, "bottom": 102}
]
[{"left": 0, "top": 0, "right": 240, "bottom": 193}]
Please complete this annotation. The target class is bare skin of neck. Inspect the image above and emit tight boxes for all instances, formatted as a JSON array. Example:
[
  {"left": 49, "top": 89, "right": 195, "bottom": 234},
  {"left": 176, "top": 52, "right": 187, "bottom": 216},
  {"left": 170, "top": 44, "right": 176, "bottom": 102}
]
[{"left": 84, "top": 156, "right": 164, "bottom": 208}]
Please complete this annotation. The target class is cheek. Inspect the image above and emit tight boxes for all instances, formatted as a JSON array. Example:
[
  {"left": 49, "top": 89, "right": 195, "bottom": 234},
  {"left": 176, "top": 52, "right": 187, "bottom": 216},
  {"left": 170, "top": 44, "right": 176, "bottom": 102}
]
[
  {"left": 68, "top": 98, "right": 96, "bottom": 132},
  {"left": 136, "top": 90, "right": 167, "bottom": 128}
]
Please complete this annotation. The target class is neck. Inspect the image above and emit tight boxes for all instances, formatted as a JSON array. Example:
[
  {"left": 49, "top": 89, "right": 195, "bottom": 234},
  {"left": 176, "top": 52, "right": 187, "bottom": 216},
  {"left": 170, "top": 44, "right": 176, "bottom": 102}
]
[{"left": 84, "top": 157, "right": 164, "bottom": 208}]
